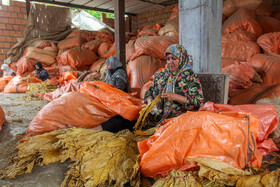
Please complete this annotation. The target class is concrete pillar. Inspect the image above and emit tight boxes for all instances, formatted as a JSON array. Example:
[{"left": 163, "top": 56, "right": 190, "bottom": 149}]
[{"left": 179, "top": 0, "right": 223, "bottom": 73}]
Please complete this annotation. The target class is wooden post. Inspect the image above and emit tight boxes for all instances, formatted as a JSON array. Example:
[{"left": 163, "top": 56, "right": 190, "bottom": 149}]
[
  {"left": 114, "top": 0, "right": 126, "bottom": 68},
  {"left": 26, "top": 0, "right": 30, "bottom": 16}
]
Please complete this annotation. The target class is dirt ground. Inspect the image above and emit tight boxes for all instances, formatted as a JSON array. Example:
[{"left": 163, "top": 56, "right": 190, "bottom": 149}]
[{"left": 0, "top": 93, "right": 70, "bottom": 187}]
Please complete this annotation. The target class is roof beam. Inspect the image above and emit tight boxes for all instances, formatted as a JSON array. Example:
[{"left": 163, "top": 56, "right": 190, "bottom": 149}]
[{"left": 30, "top": 0, "right": 136, "bottom": 16}]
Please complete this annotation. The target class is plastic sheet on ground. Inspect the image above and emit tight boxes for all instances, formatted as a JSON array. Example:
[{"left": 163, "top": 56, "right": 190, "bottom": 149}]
[
  {"left": 138, "top": 111, "right": 261, "bottom": 178},
  {"left": 0, "top": 106, "right": 5, "bottom": 131},
  {"left": 3, "top": 76, "right": 42, "bottom": 93},
  {"left": 200, "top": 101, "right": 279, "bottom": 156},
  {"left": 36, "top": 82, "right": 80, "bottom": 102},
  {"left": 26, "top": 92, "right": 117, "bottom": 137},
  {"left": 80, "top": 81, "right": 142, "bottom": 121},
  {"left": 0, "top": 76, "right": 13, "bottom": 92}
]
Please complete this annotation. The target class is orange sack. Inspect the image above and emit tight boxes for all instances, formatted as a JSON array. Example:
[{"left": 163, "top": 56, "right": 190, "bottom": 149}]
[
  {"left": 221, "top": 61, "right": 255, "bottom": 90},
  {"left": 222, "top": 8, "right": 263, "bottom": 37},
  {"left": 57, "top": 36, "right": 86, "bottom": 50},
  {"left": 25, "top": 47, "right": 57, "bottom": 66},
  {"left": 248, "top": 54, "right": 280, "bottom": 85},
  {"left": 257, "top": 32, "right": 280, "bottom": 58},
  {"left": 36, "top": 82, "right": 80, "bottom": 102},
  {"left": 58, "top": 48, "right": 98, "bottom": 69},
  {"left": 3, "top": 76, "right": 42, "bottom": 93},
  {"left": 98, "top": 42, "right": 115, "bottom": 59},
  {"left": 83, "top": 39, "right": 104, "bottom": 53},
  {"left": 222, "top": 0, "right": 262, "bottom": 17},
  {"left": 126, "top": 40, "right": 136, "bottom": 62},
  {"left": 138, "top": 111, "right": 262, "bottom": 178},
  {"left": 255, "top": 2, "right": 274, "bottom": 16},
  {"left": 132, "top": 36, "right": 179, "bottom": 60},
  {"left": 255, "top": 15, "right": 280, "bottom": 34},
  {"left": 221, "top": 31, "right": 257, "bottom": 42},
  {"left": 127, "top": 55, "right": 166, "bottom": 96},
  {"left": 16, "top": 57, "right": 36, "bottom": 75},
  {"left": 59, "top": 71, "right": 78, "bottom": 85},
  {"left": 80, "top": 81, "right": 142, "bottom": 121},
  {"left": 229, "top": 84, "right": 280, "bottom": 105},
  {"left": 0, "top": 105, "right": 5, "bottom": 131},
  {"left": 89, "top": 58, "right": 106, "bottom": 72},
  {"left": 26, "top": 92, "right": 116, "bottom": 137},
  {"left": 221, "top": 58, "right": 238, "bottom": 68},
  {"left": 221, "top": 40, "right": 260, "bottom": 61},
  {"left": 0, "top": 76, "right": 13, "bottom": 91},
  {"left": 200, "top": 101, "right": 279, "bottom": 156}
]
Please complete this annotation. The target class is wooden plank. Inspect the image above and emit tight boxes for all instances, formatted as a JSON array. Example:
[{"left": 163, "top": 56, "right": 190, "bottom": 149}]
[
  {"left": 97, "top": 1, "right": 114, "bottom": 9},
  {"left": 114, "top": 0, "right": 126, "bottom": 68},
  {"left": 84, "top": 0, "right": 106, "bottom": 7},
  {"left": 55, "top": 0, "right": 72, "bottom": 3},
  {"left": 26, "top": 0, "right": 30, "bottom": 16},
  {"left": 71, "top": 0, "right": 91, "bottom": 5},
  {"left": 132, "top": 4, "right": 162, "bottom": 14},
  {"left": 126, "top": 2, "right": 150, "bottom": 12}
]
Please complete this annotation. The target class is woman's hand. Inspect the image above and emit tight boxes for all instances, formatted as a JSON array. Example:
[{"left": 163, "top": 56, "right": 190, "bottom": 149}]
[
  {"left": 161, "top": 91, "right": 188, "bottom": 105},
  {"left": 161, "top": 91, "right": 177, "bottom": 102}
]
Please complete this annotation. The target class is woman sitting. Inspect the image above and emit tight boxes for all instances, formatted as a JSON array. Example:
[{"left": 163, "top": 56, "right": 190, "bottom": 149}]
[
  {"left": 142, "top": 44, "right": 205, "bottom": 129},
  {"left": 105, "top": 56, "right": 130, "bottom": 92},
  {"left": 1, "top": 64, "right": 15, "bottom": 77},
  {"left": 31, "top": 62, "right": 49, "bottom": 81}
]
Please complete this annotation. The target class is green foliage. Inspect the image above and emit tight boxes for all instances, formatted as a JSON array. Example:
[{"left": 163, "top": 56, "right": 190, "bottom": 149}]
[{"left": 73, "top": 8, "right": 114, "bottom": 21}]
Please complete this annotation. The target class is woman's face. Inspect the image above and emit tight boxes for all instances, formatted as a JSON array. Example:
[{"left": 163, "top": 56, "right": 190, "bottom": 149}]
[
  {"left": 35, "top": 65, "right": 40, "bottom": 70},
  {"left": 166, "top": 53, "right": 179, "bottom": 73}
]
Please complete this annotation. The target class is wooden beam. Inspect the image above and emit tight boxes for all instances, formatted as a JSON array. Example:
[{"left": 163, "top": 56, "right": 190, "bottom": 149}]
[
  {"left": 114, "top": 0, "right": 126, "bottom": 68},
  {"left": 29, "top": 0, "right": 136, "bottom": 16},
  {"left": 26, "top": 0, "right": 30, "bottom": 16}
]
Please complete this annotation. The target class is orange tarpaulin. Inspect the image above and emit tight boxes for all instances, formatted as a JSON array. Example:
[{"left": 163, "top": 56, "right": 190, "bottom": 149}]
[
  {"left": 200, "top": 102, "right": 279, "bottom": 156},
  {"left": 80, "top": 81, "right": 142, "bottom": 121},
  {"left": 36, "top": 82, "right": 80, "bottom": 102},
  {"left": 138, "top": 111, "right": 262, "bottom": 178},
  {"left": 26, "top": 92, "right": 117, "bottom": 137},
  {"left": 0, "top": 106, "right": 5, "bottom": 131},
  {"left": 3, "top": 76, "right": 42, "bottom": 93},
  {"left": 0, "top": 76, "right": 13, "bottom": 92}
]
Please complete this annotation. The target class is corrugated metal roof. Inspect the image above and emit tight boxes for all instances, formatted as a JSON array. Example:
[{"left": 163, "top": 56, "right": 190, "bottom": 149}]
[{"left": 30, "top": 0, "right": 178, "bottom": 15}]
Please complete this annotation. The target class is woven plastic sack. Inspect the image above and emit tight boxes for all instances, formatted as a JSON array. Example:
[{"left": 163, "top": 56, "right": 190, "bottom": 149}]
[
  {"left": 57, "top": 36, "right": 86, "bottom": 50},
  {"left": 0, "top": 106, "right": 5, "bottom": 131},
  {"left": 222, "top": 0, "right": 262, "bottom": 17},
  {"left": 255, "top": 15, "right": 280, "bottom": 34},
  {"left": 131, "top": 36, "right": 179, "bottom": 60},
  {"left": 126, "top": 55, "right": 166, "bottom": 96},
  {"left": 25, "top": 47, "right": 57, "bottom": 65},
  {"left": 26, "top": 92, "right": 116, "bottom": 137},
  {"left": 257, "top": 32, "right": 280, "bottom": 58},
  {"left": 248, "top": 54, "right": 280, "bottom": 85},
  {"left": 200, "top": 101, "right": 279, "bottom": 156},
  {"left": 80, "top": 81, "right": 142, "bottom": 121},
  {"left": 16, "top": 57, "right": 36, "bottom": 75},
  {"left": 138, "top": 111, "right": 262, "bottom": 177},
  {"left": 82, "top": 39, "right": 104, "bottom": 53},
  {"left": 89, "top": 58, "right": 106, "bottom": 72},
  {"left": 222, "top": 8, "right": 263, "bottom": 37},
  {"left": 0, "top": 76, "right": 13, "bottom": 91},
  {"left": 58, "top": 48, "right": 98, "bottom": 69},
  {"left": 254, "top": 2, "right": 273, "bottom": 16},
  {"left": 221, "top": 31, "right": 257, "bottom": 42},
  {"left": 126, "top": 40, "right": 136, "bottom": 62},
  {"left": 222, "top": 61, "right": 255, "bottom": 90},
  {"left": 222, "top": 58, "right": 238, "bottom": 68},
  {"left": 59, "top": 71, "right": 78, "bottom": 85},
  {"left": 221, "top": 40, "right": 260, "bottom": 61},
  {"left": 4, "top": 76, "right": 42, "bottom": 93},
  {"left": 97, "top": 42, "right": 115, "bottom": 59},
  {"left": 229, "top": 84, "right": 280, "bottom": 105}
]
